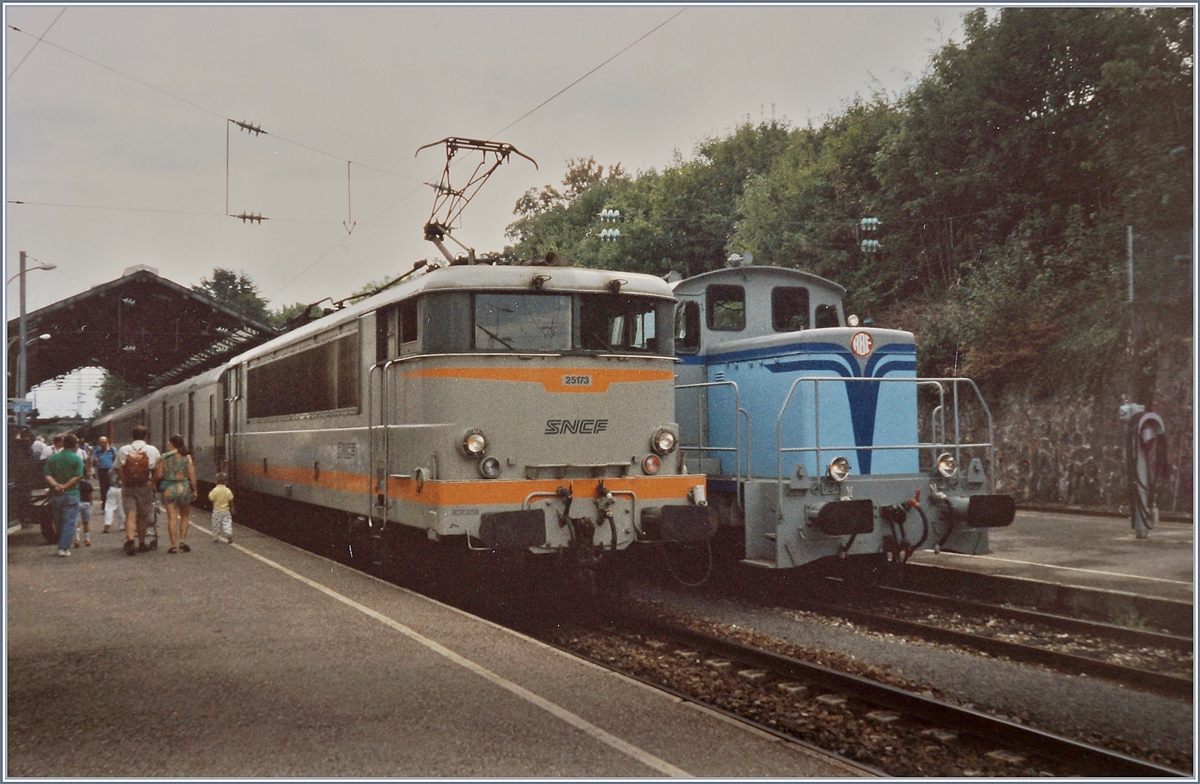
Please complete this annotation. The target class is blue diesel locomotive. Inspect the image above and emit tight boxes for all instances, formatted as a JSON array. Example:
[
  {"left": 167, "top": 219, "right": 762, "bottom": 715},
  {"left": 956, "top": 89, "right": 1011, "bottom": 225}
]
[{"left": 672, "top": 263, "right": 1014, "bottom": 584}]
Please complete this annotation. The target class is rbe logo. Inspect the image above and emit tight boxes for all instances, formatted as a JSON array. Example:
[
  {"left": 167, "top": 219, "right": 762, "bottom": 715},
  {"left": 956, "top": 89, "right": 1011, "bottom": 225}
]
[
  {"left": 850, "top": 331, "right": 874, "bottom": 358},
  {"left": 545, "top": 419, "right": 609, "bottom": 435}
]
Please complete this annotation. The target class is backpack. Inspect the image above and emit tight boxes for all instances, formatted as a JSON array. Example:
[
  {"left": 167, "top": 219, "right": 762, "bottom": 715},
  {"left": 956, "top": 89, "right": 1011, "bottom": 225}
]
[{"left": 120, "top": 448, "right": 151, "bottom": 486}]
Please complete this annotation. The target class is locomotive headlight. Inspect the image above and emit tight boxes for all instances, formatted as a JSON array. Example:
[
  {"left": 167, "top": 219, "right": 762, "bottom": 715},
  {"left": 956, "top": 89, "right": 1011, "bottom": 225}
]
[
  {"left": 462, "top": 429, "right": 487, "bottom": 458},
  {"left": 651, "top": 427, "right": 677, "bottom": 455},
  {"left": 642, "top": 454, "right": 662, "bottom": 475},
  {"left": 479, "top": 456, "right": 502, "bottom": 479},
  {"left": 936, "top": 452, "right": 958, "bottom": 479},
  {"left": 827, "top": 456, "right": 852, "bottom": 483}
]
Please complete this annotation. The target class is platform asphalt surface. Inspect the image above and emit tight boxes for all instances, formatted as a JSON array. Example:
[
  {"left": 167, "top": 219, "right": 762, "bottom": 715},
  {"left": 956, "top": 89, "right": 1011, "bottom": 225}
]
[
  {"left": 906, "top": 509, "right": 1194, "bottom": 603},
  {"left": 6, "top": 509, "right": 871, "bottom": 778}
]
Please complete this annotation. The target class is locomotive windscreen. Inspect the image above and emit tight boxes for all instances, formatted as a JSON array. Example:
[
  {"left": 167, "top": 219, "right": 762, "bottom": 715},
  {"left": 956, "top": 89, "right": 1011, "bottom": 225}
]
[{"left": 474, "top": 294, "right": 572, "bottom": 352}]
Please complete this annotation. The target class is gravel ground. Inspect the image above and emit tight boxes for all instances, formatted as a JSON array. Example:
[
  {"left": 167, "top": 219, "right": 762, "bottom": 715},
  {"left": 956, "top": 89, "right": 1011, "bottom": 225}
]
[{"left": 632, "top": 580, "right": 1195, "bottom": 757}]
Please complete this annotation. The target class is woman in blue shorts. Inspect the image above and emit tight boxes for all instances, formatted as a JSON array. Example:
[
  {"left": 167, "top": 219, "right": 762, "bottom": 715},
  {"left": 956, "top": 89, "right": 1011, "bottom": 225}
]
[{"left": 156, "top": 434, "right": 197, "bottom": 554}]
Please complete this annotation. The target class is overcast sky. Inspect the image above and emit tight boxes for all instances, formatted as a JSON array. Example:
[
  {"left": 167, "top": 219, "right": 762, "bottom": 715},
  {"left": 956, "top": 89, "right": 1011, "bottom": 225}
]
[{"left": 5, "top": 3, "right": 973, "bottom": 416}]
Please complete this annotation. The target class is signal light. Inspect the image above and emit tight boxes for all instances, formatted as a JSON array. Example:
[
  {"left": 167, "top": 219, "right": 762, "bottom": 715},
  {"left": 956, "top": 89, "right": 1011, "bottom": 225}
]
[
  {"left": 859, "top": 217, "right": 880, "bottom": 231},
  {"left": 599, "top": 228, "right": 621, "bottom": 241},
  {"left": 598, "top": 208, "right": 621, "bottom": 222},
  {"left": 861, "top": 239, "right": 881, "bottom": 253}
]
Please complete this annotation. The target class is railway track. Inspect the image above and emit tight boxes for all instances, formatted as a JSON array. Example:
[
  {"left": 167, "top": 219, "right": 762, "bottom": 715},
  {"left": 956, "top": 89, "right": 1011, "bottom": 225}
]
[
  {"left": 250, "top": 515, "right": 1192, "bottom": 775},
  {"left": 794, "top": 587, "right": 1193, "bottom": 701},
  {"left": 533, "top": 613, "right": 1189, "bottom": 777}
]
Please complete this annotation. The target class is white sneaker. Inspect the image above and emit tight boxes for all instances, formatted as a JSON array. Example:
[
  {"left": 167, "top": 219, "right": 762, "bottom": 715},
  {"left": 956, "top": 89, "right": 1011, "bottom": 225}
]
[{"left": 56, "top": 549, "right": 70, "bottom": 557}]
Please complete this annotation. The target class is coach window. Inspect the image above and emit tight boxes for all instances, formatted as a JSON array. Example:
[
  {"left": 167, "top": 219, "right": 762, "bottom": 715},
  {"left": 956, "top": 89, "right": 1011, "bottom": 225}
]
[
  {"left": 772, "top": 287, "right": 810, "bottom": 331},
  {"left": 675, "top": 301, "right": 701, "bottom": 354},
  {"left": 707, "top": 285, "right": 745, "bottom": 331},
  {"left": 814, "top": 303, "right": 840, "bottom": 329}
]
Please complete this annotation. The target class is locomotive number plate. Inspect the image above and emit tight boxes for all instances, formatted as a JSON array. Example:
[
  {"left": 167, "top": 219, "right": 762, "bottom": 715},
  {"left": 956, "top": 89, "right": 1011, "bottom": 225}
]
[{"left": 562, "top": 374, "right": 592, "bottom": 387}]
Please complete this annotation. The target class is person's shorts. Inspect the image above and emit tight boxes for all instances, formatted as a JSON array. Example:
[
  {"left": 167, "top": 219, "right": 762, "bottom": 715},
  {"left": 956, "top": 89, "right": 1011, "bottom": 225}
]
[
  {"left": 161, "top": 481, "right": 192, "bottom": 506},
  {"left": 122, "top": 484, "right": 154, "bottom": 521},
  {"left": 78, "top": 502, "right": 91, "bottom": 523}
]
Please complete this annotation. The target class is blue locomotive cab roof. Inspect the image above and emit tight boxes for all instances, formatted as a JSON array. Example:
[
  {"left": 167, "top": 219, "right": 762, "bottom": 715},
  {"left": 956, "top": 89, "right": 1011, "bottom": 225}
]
[{"left": 670, "top": 266, "right": 851, "bottom": 353}]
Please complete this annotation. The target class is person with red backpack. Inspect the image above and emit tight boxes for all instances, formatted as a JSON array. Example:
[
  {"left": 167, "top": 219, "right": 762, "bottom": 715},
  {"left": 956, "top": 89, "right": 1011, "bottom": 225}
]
[{"left": 114, "top": 425, "right": 161, "bottom": 557}]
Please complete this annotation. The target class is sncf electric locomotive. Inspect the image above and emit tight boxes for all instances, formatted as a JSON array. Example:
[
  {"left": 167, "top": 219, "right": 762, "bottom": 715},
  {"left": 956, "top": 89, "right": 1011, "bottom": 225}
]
[
  {"left": 93, "top": 261, "right": 714, "bottom": 583},
  {"left": 672, "top": 263, "right": 1015, "bottom": 584}
]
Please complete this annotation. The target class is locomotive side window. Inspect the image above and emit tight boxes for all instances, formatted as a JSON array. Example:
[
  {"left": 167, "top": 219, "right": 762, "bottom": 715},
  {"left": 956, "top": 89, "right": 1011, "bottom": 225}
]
[
  {"left": 579, "top": 295, "right": 663, "bottom": 353},
  {"left": 399, "top": 298, "right": 419, "bottom": 356},
  {"left": 423, "top": 292, "right": 471, "bottom": 354},
  {"left": 675, "top": 301, "right": 701, "bottom": 354},
  {"left": 814, "top": 304, "right": 840, "bottom": 329},
  {"left": 707, "top": 285, "right": 745, "bottom": 331},
  {"left": 247, "top": 331, "right": 360, "bottom": 418},
  {"left": 771, "top": 287, "right": 810, "bottom": 331},
  {"left": 474, "top": 294, "right": 571, "bottom": 352}
]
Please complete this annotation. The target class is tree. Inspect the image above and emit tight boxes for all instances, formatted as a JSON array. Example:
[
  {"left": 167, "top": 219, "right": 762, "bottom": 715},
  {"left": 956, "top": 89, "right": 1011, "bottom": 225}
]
[
  {"left": 193, "top": 268, "right": 271, "bottom": 324},
  {"left": 94, "top": 373, "right": 144, "bottom": 415}
]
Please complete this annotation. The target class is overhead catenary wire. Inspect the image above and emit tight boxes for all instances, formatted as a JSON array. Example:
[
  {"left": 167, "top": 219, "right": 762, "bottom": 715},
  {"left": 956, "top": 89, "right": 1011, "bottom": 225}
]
[
  {"left": 5, "top": 24, "right": 419, "bottom": 184},
  {"left": 6, "top": 9, "right": 67, "bottom": 81}
]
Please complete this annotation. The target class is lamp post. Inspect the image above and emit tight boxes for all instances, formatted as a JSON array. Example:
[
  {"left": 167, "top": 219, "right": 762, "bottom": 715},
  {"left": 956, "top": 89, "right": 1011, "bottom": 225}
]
[{"left": 9, "top": 251, "right": 56, "bottom": 426}]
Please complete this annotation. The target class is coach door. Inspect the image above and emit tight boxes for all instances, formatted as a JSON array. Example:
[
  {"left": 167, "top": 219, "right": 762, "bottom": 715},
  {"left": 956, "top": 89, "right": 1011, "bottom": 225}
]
[
  {"left": 186, "top": 392, "right": 195, "bottom": 451},
  {"left": 223, "top": 367, "right": 240, "bottom": 485}
]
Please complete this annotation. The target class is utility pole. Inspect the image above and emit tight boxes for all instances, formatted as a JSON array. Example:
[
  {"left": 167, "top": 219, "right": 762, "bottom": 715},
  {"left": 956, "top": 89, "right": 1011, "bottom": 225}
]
[{"left": 17, "top": 250, "right": 28, "bottom": 427}]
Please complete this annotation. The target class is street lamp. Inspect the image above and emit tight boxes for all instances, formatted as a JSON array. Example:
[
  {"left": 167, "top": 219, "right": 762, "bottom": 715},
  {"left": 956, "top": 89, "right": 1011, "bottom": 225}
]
[
  {"left": 10, "top": 252, "right": 56, "bottom": 426},
  {"left": 7, "top": 334, "right": 51, "bottom": 351}
]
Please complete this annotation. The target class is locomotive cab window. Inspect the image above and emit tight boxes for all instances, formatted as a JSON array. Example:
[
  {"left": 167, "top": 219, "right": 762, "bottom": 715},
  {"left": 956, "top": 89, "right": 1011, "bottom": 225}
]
[
  {"left": 399, "top": 298, "right": 419, "bottom": 356},
  {"left": 771, "top": 287, "right": 810, "bottom": 331},
  {"left": 707, "top": 285, "right": 745, "bottom": 331},
  {"left": 675, "top": 300, "right": 701, "bottom": 354},
  {"left": 815, "top": 303, "right": 840, "bottom": 329},
  {"left": 578, "top": 295, "right": 665, "bottom": 353},
  {"left": 378, "top": 298, "right": 422, "bottom": 362},
  {"left": 474, "top": 293, "right": 571, "bottom": 352}
]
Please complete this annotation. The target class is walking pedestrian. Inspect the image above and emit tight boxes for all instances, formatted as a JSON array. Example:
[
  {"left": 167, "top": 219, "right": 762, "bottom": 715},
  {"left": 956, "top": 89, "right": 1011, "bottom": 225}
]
[
  {"left": 155, "top": 434, "right": 196, "bottom": 554},
  {"left": 208, "top": 472, "right": 235, "bottom": 544},
  {"left": 103, "top": 468, "right": 123, "bottom": 534},
  {"left": 115, "top": 425, "right": 161, "bottom": 556},
  {"left": 73, "top": 478, "right": 94, "bottom": 548},
  {"left": 91, "top": 437, "right": 117, "bottom": 526},
  {"left": 44, "top": 433, "right": 83, "bottom": 557}
]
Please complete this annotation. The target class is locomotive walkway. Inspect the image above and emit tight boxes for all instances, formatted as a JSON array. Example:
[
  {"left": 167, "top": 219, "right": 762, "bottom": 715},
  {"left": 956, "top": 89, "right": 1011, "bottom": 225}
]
[{"left": 6, "top": 513, "right": 869, "bottom": 778}]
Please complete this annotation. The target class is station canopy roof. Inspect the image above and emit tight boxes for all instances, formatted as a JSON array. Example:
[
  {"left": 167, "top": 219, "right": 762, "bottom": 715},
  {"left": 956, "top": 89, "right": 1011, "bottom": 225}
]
[{"left": 7, "top": 266, "right": 279, "bottom": 396}]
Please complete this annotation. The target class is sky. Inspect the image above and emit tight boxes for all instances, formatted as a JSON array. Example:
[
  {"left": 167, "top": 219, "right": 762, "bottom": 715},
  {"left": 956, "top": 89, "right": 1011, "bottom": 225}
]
[{"left": 4, "top": 3, "right": 973, "bottom": 416}]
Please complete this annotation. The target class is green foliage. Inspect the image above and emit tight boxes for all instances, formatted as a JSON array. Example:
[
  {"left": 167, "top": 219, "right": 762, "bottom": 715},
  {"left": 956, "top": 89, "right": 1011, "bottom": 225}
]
[
  {"left": 95, "top": 373, "right": 145, "bottom": 415},
  {"left": 268, "top": 302, "right": 317, "bottom": 330},
  {"left": 193, "top": 268, "right": 271, "bottom": 325},
  {"left": 498, "top": 8, "right": 1192, "bottom": 400}
]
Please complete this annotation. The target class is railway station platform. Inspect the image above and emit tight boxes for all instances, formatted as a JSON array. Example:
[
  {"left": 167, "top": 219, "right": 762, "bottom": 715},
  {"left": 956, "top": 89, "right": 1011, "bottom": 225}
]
[
  {"left": 6, "top": 512, "right": 871, "bottom": 778},
  {"left": 906, "top": 508, "right": 1193, "bottom": 602}
]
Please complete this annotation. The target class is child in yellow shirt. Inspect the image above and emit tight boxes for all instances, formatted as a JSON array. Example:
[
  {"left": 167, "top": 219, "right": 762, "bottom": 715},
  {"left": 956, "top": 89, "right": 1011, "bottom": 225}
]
[{"left": 208, "top": 472, "right": 235, "bottom": 544}]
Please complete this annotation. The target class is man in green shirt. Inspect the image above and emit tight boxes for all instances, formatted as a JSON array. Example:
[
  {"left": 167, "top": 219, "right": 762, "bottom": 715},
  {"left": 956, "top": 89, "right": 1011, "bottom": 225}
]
[{"left": 44, "top": 433, "right": 84, "bottom": 557}]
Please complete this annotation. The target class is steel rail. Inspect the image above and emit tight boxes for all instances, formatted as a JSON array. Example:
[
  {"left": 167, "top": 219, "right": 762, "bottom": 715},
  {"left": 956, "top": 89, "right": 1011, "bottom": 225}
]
[
  {"left": 877, "top": 585, "right": 1194, "bottom": 653},
  {"left": 800, "top": 597, "right": 1192, "bottom": 702},
  {"left": 631, "top": 619, "right": 1188, "bottom": 778}
]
